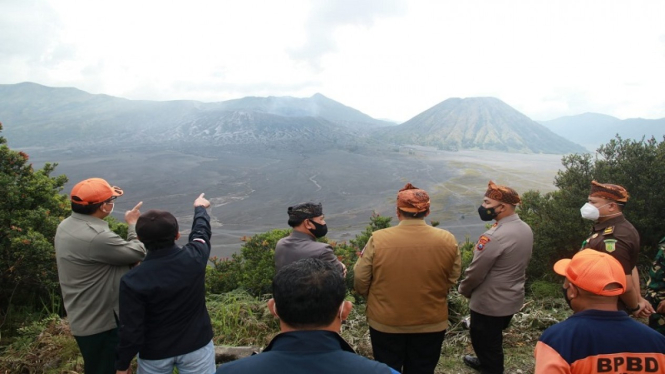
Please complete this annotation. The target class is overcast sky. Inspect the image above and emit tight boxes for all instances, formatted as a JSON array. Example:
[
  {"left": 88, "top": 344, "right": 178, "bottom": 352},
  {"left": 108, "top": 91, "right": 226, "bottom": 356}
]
[{"left": 1, "top": 0, "right": 664, "bottom": 122}]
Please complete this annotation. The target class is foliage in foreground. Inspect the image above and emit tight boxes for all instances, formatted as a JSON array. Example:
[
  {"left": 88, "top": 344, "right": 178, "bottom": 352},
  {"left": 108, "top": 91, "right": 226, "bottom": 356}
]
[
  {"left": 0, "top": 285, "right": 573, "bottom": 374},
  {"left": 0, "top": 122, "right": 70, "bottom": 328}
]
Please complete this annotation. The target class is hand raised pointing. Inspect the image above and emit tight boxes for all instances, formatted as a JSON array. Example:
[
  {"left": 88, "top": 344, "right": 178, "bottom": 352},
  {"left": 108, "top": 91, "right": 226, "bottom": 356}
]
[
  {"left": 194, "top": 193, "right": 210, "bottom": 209},
  {"left": 125, "top": 201, "right": 143, "bottom": 225}
]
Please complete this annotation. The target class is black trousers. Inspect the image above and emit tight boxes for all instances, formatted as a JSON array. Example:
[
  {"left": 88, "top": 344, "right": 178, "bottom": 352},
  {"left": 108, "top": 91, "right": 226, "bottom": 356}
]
[
  {"left": 469, "top": 310, "right": 513, "bottom": 374},
  {"left": 74, "top": 327, "right": 119, "bottom": 374},
  {"left": 369, "top": 327, "right": 446, "bottom": 374}
]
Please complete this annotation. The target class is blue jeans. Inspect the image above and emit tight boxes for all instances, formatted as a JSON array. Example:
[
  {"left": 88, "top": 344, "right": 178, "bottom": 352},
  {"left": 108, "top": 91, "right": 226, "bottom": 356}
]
[{"left": 138, "top": 340, "right": 215, "bottom": 374}]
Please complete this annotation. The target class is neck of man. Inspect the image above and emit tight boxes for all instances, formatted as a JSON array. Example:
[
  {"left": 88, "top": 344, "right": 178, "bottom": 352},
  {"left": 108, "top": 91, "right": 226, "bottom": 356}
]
[
  {"left": 575, "top": 297, "right": 620, "bottom": 313},
  {"left": 293, "top": 225, "right": 315, "bottom": 238},
  {"left": 280, "top": 321, "right": 342, "bottom": 334},
  {"left": 91, "top": 209, "right": 109, "bottom": 220},
  {"left": 495, "top": 210, "right": 516, "bottom": 222},
  {"left": 597, "top": 212, "right": 623, "bottom": 223}
]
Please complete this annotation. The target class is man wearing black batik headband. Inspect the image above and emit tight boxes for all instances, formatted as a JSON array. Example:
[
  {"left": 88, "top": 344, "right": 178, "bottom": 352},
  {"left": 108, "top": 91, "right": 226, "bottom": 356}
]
[
  {"left": 274, "top": 202, "right": 346, "bottom": 275},
  {"left": 459, "top": 181, "right": 533, "bottom": 374}
]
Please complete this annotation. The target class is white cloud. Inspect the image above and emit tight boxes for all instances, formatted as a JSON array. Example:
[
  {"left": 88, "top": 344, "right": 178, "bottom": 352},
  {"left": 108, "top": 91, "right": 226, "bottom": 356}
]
[{"left": 1, "top": 0, "right": 664, "bottom": 122}]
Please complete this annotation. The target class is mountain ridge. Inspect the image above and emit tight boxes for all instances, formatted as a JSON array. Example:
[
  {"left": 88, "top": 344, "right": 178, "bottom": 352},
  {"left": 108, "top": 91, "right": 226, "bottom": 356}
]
[
  {"left": 539, "top": 112, "right": 665, "bottom": 151},
  {"left": 376, "top": 97, "right": 587, "bottom": 154},
  {"left": 0, "top": 82, "right": 592, "bottom": 154}
]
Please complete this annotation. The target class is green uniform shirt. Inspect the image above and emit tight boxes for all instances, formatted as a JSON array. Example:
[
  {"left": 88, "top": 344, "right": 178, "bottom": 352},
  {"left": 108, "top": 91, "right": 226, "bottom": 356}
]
[
  {"left": 582, "top": 215, "right": 639, "bottom": 274},
  {"left": 55, "top": 212, "right": 146, "bottom": 336},
  {"left": 647, "top": 237, "right": 665, "bottom": 335}
]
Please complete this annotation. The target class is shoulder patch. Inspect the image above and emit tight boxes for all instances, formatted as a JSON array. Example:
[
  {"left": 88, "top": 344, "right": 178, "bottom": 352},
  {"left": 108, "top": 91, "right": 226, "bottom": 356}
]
[
  {"left": 603, "top": 226, "right": 615, "bottom": 235},
  {"left": 476, "top": 235, "right": 491, "bottom": 251},
  {"left": 604, "top": 239, "right": 617, "bottom": 253}
]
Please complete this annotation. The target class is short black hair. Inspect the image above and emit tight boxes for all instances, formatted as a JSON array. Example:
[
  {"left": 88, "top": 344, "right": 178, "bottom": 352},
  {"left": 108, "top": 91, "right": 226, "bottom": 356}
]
[
  {"left": 398, "top": 208, "right": 429, "bottom": 219},
  {"left": 273, "top": 258, "right": 345, "bottom": 329},
  {"left": 136, "top": 210, "right": 179, "bottom": 251},
  {"left": 287, "top": 217, "right": 305, "bottom": 228},
  {"left": 71, "top": 201, "right": 104, "bottom": 215}
]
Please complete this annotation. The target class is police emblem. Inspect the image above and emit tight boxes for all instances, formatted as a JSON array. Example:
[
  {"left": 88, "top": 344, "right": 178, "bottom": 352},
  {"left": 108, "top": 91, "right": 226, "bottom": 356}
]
[
  {"left": 604, "top": 239, "right": 617, "bottom": 253},
  {"left": 476, "top": 235, "right": 491, "bottom": 251}
]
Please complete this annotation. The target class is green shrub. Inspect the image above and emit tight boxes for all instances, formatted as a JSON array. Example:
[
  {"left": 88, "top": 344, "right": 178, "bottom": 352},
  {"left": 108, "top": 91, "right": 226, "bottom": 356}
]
[
  {"left": 207, "top": 229, "right": 290, "bottom": 297},
  {"left": 0, "top": 314, "right": 82, "bottom": 373},
  {"left": 207, "top": 290, "right": 278, "bottom": 347},
  {"left": 0, "top": 122, "right": 70, "bottom": 330},
  {"left": 529, "top": 279, "right": 563, "bottom": 299}
]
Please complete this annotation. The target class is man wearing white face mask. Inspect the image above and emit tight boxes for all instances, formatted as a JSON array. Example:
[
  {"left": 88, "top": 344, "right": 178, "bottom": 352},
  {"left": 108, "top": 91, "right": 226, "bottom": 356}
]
[
  {"left": 580, "top": 180, "right": 654, "bottom": 318},
  {"left": 55, "top": 178, "right": 146, "bottom": 374}
]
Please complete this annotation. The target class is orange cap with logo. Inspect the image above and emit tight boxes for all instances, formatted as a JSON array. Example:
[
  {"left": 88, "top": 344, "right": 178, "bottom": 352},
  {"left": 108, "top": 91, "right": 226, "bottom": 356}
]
[
  {"left": 553, "top": 250, "right": 626, "bottom": 296},
  {"left": 70, "top": 178, "right": 123, "bottom": 205}
]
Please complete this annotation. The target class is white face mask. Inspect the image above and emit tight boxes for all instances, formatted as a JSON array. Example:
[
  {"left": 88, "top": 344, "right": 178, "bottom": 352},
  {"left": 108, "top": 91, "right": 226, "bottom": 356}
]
[
  {"left": 580, "top": 203, "right": 600, "bottom": 221},
  {"left": 580, "top": 202, "right": 618, "bottom": 221},
  {"left": 102, "top": 202, "right": 114, "bottom": 215}
]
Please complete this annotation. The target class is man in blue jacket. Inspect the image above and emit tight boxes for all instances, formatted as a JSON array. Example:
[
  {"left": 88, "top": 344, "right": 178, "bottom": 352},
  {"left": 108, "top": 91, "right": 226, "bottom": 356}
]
[
  {"left": 115, "top": 193, "right": 215, "bottom": 374},
  {"left": 216, "top": 258, "right": 397, "bottom": 374}
]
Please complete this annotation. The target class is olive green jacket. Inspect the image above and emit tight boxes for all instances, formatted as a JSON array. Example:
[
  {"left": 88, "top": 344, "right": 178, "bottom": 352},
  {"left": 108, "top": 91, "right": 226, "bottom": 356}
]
[{"left": 55, "top": 213, "right": 146, "bottom": 336}]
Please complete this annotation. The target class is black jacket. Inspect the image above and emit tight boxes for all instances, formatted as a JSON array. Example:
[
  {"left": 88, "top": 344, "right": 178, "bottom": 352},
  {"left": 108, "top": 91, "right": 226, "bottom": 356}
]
[
  {"left": 216, "top": 330, "right": 396, "bottom": 374},
  {"left": 115, "top": 206, "right": 213, "bottom": 370}
]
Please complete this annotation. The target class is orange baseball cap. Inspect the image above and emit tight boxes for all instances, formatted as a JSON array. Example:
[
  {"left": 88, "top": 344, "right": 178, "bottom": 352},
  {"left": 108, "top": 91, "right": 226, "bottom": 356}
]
[
  {"left": 553, "top": 250, "right": 626, "bottom": 296},
  {"left": 70, "top": 178, "right": 123, "bottom": 205}
]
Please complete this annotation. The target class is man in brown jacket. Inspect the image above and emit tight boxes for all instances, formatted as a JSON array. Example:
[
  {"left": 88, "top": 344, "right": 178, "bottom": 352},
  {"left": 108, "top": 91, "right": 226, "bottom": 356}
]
[
  {"left": 354, "top": 183, "right": 461, "bottom": 374},
  {"left": 459, "top": 181, "right": 533, "bottom": 374}
]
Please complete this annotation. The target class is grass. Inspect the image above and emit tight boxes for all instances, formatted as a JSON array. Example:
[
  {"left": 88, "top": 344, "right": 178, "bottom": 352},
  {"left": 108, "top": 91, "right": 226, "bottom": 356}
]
[{"left": 0, "top": 288, "right": 572, "bottom": 374}]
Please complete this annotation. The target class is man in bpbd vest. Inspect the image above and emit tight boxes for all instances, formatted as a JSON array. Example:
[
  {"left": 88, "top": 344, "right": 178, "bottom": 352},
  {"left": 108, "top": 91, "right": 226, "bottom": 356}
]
[{"left": 535, "top": 250, "right": 665, "bottom": 373}]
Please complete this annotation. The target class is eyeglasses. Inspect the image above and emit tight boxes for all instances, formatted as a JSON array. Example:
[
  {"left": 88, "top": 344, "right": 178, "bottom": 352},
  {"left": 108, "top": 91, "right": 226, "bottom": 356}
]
[{"left": 104, "top": 196, "right": 118, "bottom": 204}]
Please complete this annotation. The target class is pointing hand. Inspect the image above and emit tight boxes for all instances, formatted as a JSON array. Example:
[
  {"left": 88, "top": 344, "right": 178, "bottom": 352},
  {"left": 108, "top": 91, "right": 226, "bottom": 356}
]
[
  {"left": 194, "top": 193, "right": 210, "bottom": 209},
  {"left": 125, "top": 201, "right": 143, "bottom": 225}
]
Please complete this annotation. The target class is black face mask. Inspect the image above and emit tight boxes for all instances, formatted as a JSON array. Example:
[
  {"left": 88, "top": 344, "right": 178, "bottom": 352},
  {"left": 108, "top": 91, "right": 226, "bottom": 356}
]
[
  {"left": 561, "top": 286, "right": 573, "bottom": 310},
  {"left": 308, "top": 220, "right": 328, "bottom": 238},
  {"left": 477, "top": 205, "right": 499, "bottom": 221}
]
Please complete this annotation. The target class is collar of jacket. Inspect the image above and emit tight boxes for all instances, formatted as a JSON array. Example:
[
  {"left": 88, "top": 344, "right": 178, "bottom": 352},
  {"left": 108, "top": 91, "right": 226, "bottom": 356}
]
[
  {"left": 593, "top": 214, "right": 627, "bottom": 231},
  {"left": 497, "top": 213, "right": 521, "bottom": 225},
  {"left": 397, "top": 219, "right": 428, "bottom": 226},
  {"left": 144, "top": 244, "right": 180, "bottom": 260},
  {"left": 264, "top": 330, "right": 354, "bottom": 353},
  {"left": 290, "top": 230, "right": 317, "bottom": 241},
  {"left": 71, "top": 212, "right": 108, "bottom": 226}
]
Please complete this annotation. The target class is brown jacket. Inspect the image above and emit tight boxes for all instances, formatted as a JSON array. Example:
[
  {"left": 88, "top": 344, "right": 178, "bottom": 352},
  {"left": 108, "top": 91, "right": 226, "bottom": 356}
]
[{"left": 354, "top": 219, "right": 461, "bottom": 333}]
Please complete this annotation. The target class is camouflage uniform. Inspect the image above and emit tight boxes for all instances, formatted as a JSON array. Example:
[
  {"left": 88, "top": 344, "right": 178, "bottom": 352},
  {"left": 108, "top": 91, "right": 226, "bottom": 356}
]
[{"left": 646, "top": 237, "right": 665, "bottom": 335}]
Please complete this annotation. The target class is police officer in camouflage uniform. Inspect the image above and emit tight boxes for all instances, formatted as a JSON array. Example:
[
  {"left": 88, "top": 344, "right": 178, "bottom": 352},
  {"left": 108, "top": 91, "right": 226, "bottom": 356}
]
[{"left": 647, "top": 237, "right": 665, "bottom": 335}]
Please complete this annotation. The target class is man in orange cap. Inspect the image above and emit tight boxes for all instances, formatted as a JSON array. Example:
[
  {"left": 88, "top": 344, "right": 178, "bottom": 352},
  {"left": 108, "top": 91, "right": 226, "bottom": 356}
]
[
  {"left": 55, "top": 178, "right": 146, "bottom": 374},
  {"left": 354, "top": 183, "right": 461, "bottom": 374},
  {"left": 534, "top": 250, "right": 665, "bottom": 373},
  {"left": 579, "top": 180, "right": 654, "bottom": 318},
  {"left": 459, "top": 181, "right": 533, "bottom": 374}
]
